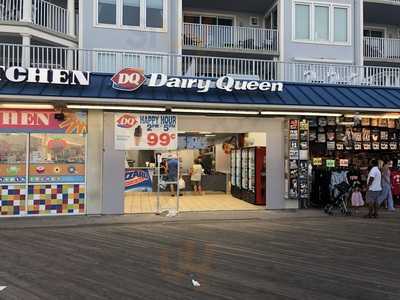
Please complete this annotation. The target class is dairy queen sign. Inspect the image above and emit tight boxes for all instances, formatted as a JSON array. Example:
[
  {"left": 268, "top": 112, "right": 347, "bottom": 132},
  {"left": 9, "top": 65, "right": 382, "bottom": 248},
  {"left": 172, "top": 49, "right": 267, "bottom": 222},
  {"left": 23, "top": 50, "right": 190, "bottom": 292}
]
[{"left": 111, "top": 68, "right": 284, "bottom": 93}]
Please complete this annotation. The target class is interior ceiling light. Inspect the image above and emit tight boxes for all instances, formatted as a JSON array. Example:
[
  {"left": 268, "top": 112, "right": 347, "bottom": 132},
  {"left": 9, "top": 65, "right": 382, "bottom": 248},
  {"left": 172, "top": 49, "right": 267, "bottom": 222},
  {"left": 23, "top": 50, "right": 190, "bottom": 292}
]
[
  {"left": 344, "top": 114, "right": 400, "bottom": 119},
  {"left": 171, "top": 108, "right": 260, "bottom": 115},
  {"left": 261, "top": 111, "right": 342, "bottom": 117},
  {"left": 0, "top": 103, "right": 54, "bottom": 109},
  {"left": 67, "top": 105, "right": 166, "bottom": 112}
]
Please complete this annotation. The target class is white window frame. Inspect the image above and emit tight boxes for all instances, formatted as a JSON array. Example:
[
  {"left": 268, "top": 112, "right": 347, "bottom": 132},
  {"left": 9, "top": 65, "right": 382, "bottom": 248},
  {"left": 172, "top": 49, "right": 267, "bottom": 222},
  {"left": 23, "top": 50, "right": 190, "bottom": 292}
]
[
  {"left": 292, "top": 1, "right": 351, "bottom": 46},
  {"left": 183, "top": 11, "right": 236, "bottom": 27},
  {"left": 249, "top": 16, "right": 260, "bottom": 27},
  {"left": 364, "top": 26, "right": 386, "bottom": 38},
  {"left": 94, "top": 0, "right": 168, "bottom": 33}
]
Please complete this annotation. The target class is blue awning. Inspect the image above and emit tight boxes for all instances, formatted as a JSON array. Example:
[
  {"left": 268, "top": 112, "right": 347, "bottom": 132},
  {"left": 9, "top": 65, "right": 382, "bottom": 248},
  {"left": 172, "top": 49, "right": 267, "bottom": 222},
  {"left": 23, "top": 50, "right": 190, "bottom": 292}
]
[{"left": 1, "top": 72, "right": 400, "bottom": 110}]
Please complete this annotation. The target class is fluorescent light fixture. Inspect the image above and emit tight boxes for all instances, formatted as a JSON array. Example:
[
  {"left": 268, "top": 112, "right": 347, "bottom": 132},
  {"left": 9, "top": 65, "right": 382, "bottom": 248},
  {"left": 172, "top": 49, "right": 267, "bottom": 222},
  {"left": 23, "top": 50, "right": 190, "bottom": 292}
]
[
  {"left": 67, "top": 105, "right": 166, "bottom": 112},
  {"left": 171, "top": 108, "right": 259, "bottom": 115},
  {"left": 261, "top": 111, "right": 342, "bottom": 117},
  {"left": 345, "top": 114, "right": 400, "bottom": 119},
  {"left": 205, "top": 134, "right": 216, "bottom": 137},
  {"left": 0, "top": 103, "right": 54, "bottom": 109}
]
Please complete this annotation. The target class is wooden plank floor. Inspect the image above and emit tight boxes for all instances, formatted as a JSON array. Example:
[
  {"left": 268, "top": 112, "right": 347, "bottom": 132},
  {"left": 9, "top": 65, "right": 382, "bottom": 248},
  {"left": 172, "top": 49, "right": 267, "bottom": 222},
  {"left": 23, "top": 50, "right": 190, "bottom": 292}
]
[
  {"left": 0, "top": 212, "right": 399, "bottom": 299},
  {"left": 124, "top": 192, "right": 264, "bottom": 213}
]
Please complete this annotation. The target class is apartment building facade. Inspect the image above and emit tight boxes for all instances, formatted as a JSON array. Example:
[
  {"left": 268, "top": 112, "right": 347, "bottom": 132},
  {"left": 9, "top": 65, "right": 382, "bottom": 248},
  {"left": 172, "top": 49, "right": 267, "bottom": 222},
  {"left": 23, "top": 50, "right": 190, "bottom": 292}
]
[{"left": 1, "top": 0, "right": 400, "bottom": 217}]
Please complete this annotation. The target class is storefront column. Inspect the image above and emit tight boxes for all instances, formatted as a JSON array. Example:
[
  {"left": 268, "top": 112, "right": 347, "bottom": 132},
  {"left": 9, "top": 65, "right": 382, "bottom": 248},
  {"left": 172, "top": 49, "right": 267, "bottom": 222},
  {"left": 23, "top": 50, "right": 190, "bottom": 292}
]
[
  {"left": 67, "top": 0, "right": 75, "bottom": 37},
  {"left": 21, "top": 33, "right": 31, "bottom": 68},
  {"left": 21, "top": 0, "right": 32, "bottom": 22},
  {"left": 102, "top": 112, "right": 125, "bottom": 214},
  {"left": 265, "top": 119, "right": 285, "bottom": 209},
  {"left": 86, "top": 110, "right": 103, "bottom": 215}
]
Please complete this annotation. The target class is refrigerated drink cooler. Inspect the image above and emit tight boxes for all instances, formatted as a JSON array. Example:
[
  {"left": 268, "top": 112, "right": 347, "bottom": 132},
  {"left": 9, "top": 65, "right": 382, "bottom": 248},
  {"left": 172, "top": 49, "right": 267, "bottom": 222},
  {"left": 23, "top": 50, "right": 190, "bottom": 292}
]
[{"left": 230, "top": 147, "right": 266, "bottom": 205}]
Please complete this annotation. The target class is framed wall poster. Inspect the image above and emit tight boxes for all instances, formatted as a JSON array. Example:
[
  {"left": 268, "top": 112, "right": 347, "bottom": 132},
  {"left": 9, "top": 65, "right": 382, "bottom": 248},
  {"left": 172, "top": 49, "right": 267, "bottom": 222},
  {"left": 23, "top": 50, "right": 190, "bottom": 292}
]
[{"left": 115, "top": 114, "right": 178, "bottom": 150}]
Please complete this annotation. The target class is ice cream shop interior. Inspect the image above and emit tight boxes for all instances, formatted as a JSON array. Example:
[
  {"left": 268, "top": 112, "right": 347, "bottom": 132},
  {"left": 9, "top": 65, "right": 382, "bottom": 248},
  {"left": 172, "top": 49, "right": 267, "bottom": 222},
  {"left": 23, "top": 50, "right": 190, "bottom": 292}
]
[{"left": 124, "top": 131, "right": 267, "bottom": 214}]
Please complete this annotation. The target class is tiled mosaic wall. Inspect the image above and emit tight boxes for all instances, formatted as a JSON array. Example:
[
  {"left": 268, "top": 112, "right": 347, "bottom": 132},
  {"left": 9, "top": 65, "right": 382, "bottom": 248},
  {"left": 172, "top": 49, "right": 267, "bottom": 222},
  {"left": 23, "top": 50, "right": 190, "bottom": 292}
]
[
  {"left": 27, "top": 184, "right": 85, "bottom": 215},
  {"left": 0, "top": 184, "right": 85, "bottom": 216},
  {"left": 0, "top": 185, "right": 26, "bottom": 216}
]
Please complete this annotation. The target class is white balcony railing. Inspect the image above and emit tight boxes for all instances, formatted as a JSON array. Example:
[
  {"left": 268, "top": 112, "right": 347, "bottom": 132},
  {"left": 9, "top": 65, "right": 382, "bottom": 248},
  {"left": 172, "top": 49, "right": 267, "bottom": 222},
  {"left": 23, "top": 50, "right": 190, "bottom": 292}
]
[
  {"left": 364, "top": 37, "right": 400, "bottom": 61},
  {"left": 1, "top": 43, "right": 400, "bottom": 88},
  {"left": 33, "top": 0, "right": 68, "bottom": 34},
  {"left": 0, "top": 0, "right": 23, "bottom": 21},
  {"left": 0, "top": 0, "right": 69, "bottom": 35},
  {"left": 183, "top": 23, "right": 278, "bottom": 53}
]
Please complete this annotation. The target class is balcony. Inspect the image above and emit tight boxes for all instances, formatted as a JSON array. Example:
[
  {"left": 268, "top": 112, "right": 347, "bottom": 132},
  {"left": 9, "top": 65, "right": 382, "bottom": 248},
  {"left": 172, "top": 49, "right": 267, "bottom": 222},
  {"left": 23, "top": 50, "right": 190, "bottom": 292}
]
[
  {"left": 365, "top": 0, "right": 400, "bottom": 4},
  {"left": 0, "top": 0, "right": 73, "bottom": 36},
  {"left": 183, "top": 23, "right": 278, "bottom": 54},
  {"left": 1, "top": 43, "right": 400, "bottom": 88},
  {"left": 364, "top": 37, "right": 400, "bottom": 62}
]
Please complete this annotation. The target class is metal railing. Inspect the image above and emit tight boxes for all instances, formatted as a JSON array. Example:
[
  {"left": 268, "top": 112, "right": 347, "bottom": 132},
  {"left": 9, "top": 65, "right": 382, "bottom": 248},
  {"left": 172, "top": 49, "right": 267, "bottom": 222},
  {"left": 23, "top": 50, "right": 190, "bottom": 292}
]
[
  {"left": 367, "top": 0, "right": 400, "bottom": 4},
  {"left": 1, "top": 43, "right": 400, "bottom": 88},
  {"left": 33, "top": 0, "right": 68, "bottom": 34},
  {"left": 364, "top": 37, "right": 400, "bottom": 61},
  {"left": 183, "top": 23, "right": 278, "bottom": 53},
  {"left": 0, "top": 0, "right": 23, "bottom": 21},
  {"left": 0, "top": 0, "right": 69, "bottom": 35}
]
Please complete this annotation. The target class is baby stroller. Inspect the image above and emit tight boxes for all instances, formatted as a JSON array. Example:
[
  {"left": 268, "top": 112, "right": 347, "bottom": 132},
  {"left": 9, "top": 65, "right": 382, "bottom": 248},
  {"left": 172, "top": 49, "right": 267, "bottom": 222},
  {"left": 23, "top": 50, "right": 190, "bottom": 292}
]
[{"left": 324, "top": 181, "right": 352, "bottom": 216}]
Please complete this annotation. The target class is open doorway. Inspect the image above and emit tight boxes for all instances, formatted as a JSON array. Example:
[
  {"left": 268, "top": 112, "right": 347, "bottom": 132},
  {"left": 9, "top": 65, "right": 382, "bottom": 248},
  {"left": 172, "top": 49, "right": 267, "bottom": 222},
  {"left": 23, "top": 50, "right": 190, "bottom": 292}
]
[{"left": 124, "top": 131, "right": 267, "bottom": 214}]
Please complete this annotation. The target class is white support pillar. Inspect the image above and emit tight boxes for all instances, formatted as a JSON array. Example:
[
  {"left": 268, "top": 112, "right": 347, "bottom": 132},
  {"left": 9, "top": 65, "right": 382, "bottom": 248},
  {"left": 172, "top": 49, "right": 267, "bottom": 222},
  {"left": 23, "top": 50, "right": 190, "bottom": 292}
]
[
  {"left": 21, "top": 34, "right": 31, "bottom": 67},
  {"left": 68, "top": 0, "right": 76, "bottom": 37},
  {"left": 265, "top": 118, "right": 286, "bottom": 210},
  {"left": 21, "top": 0, "right": 32, "bottom": 23}
]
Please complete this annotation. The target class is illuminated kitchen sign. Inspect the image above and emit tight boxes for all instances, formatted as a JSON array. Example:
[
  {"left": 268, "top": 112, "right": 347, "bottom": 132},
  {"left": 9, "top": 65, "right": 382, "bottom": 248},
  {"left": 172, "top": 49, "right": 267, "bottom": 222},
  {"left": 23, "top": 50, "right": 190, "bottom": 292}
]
[
  {"left": 112, "top": 68, "right": 283, "bottom": 93},
  {"left": 0, "top": 66, "right": 90, "bottom": 86}
]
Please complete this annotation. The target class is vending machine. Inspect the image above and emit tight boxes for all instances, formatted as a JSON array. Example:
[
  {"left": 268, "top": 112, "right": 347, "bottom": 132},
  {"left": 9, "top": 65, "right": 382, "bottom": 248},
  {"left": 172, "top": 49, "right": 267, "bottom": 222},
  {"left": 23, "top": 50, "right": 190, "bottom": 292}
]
[
  {"left": 230, "top": 147, "right": 266, "bottom": 205},
  {"left": 241, "top": 148, "right": 249, "bottom": 191},
  {"left": 247, "top": 147, "right": 266, "bottom": 205}
]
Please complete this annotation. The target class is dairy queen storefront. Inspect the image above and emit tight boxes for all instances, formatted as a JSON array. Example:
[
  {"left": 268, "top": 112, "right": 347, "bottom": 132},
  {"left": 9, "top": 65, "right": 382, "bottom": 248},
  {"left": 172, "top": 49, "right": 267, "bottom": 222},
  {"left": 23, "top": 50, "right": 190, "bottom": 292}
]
[{"left": 1, "top": 66, "right": 400, "bottom": 217}]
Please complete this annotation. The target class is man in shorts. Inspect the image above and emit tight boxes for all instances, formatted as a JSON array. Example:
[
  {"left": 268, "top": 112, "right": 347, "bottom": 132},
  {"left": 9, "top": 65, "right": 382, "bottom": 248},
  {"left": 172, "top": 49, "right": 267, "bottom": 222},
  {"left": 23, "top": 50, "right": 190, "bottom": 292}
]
[{"left": 365, "top": 159, "right": 382, "bottom": 218}]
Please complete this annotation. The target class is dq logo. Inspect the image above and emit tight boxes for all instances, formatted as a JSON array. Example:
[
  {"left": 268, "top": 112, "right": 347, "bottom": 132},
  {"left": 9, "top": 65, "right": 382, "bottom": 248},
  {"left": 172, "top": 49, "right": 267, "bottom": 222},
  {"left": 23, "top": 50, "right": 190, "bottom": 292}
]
[
  {"left": 116, "top": 114, "right": 138, "bottom": 128},
  {"left": 111, "top": 68, "right": 146, "bottom": 92}
]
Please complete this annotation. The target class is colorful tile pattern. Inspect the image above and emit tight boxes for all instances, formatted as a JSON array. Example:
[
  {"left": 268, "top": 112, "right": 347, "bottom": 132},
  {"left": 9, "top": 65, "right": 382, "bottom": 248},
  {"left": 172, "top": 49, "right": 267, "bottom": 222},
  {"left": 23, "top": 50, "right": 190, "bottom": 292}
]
[
  {"left": 0, "top": 185, "right": 26, "bottom": 216},
  {"left": 27, "top": 184, "right": 85, "bottom": 215}
]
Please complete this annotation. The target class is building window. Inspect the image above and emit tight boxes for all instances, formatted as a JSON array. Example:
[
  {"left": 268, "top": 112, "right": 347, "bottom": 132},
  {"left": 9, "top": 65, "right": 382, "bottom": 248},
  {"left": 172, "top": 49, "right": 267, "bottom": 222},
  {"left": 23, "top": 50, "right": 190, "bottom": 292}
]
[
  {"left": 295, "top": 4, "right": 310, "bottom": 40},
  {"left": 334, "top": 7, "right": 348, "bottom": 43},
  {"left": 123, "top": 0, "right": 140, "bottom": 27},
  {"left": 293, "top": 2, "right": 350, "bottom": 44},
  {"left": 146, "top": 0, "right": 163, "bottom": 28},
  {"left": 98, "top": 0, "right": 117, "bottom": 25},
  {"left": 183, "top": 14, "right": 233, "bottom": 27},
  {"left": 96, "top": 0, "right": 166, "bottom": 31},
  {"left": 314, "top": 6, "right": 329, "bottom": 41}
]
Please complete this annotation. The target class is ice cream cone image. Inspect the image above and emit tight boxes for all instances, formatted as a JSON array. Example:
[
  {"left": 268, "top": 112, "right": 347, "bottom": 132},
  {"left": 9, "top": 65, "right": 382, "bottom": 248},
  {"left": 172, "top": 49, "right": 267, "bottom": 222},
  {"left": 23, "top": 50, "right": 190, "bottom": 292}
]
[{"left": 134, "top": 125, "right": 142, "bottom": 146}]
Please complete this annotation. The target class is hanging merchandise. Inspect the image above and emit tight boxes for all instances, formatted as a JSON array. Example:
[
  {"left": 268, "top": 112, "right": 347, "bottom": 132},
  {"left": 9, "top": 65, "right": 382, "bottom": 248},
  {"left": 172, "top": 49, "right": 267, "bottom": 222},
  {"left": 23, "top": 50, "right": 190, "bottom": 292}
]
[
  {"left": 326, "top": 159, "right": 336, "bottom": 168},
  {"left": 361, "top": 118, "right": 370, "bottom": 126},
  {"left": 363, "top": 142, "right": 371, "bottom": 150},
  {"left": 327, "top": 117, "right": 336, "bottom": 126},
  {"left": 313, "top": 157, "right": 323, "bottom": 166},
  {"left": 362, "top": 128, "right": 371, "bottom": 141},
  {"left": 379, "top": 118, "right": 388, "bottom": 127},
  {"left": 339, "top": 159, "right": 349, "bottom": 167}
]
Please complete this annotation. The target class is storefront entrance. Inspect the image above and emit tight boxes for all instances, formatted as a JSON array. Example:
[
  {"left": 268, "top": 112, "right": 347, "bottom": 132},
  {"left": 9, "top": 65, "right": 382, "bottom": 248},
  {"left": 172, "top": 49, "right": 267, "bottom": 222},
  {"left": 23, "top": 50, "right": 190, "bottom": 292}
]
[
  {"left": 0, "top": 110, "right": 87, "bottom": 217},
  {"left": 123, "top": 131, "right": 268, "bottom": 214}
]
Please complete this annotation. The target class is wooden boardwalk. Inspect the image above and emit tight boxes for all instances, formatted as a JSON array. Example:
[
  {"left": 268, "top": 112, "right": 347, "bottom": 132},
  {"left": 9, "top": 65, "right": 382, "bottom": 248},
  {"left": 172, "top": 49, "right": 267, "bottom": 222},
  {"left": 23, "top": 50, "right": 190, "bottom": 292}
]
[{"left": 0, "top": 212, "right": 399, "bottom": 299}]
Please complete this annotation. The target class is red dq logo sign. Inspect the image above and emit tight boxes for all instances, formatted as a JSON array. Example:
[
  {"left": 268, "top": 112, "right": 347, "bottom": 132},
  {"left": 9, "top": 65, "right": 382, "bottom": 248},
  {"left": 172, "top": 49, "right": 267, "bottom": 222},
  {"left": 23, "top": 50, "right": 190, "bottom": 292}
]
[
  {"left": 111, "top": 68, "right": 146, "bottom": 92},
  {"left": 116, "top": 114, "right": 138, "bottom": 128}
]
